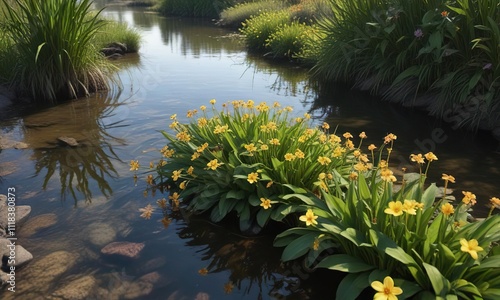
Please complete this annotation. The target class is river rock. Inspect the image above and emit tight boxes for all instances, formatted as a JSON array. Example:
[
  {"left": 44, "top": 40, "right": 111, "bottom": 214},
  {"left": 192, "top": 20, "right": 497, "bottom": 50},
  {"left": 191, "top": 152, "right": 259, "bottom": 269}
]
[
  {"left": 16, "top": 205, "right": 32, "bottom": 225},
  {"left": 138, "top": 256, "right": 167, "bottom": 274},
  {"left": 13, "top": 142, "right": 28, "bottom": 149},
  {"left": 52, "top": 275, "right": 96, "bottom": 300},
  {"left": 4, "top": 244, "right": 33, "bottom": 267},
  {"left": 87, "top": 222, "right": 117, "bottom": 247},
  {"left": 57, "top": 136, "right": 79, "bottom": 147},
  {"left": 101, "top": 241, "right": 145, "bottom": 259},
  {"left": 123, "top": 272, "right": 161, "bottom": 299},
  {"left": 18, "top": 213, "right": 57, "bottom": 237}
]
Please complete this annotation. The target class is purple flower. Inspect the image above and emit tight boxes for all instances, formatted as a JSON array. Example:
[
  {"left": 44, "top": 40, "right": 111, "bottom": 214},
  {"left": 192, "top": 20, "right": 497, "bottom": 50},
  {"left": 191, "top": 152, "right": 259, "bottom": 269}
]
[
  {"left": 414, "top": 28, "right": 424, "bottom": 39},
  {"left": 483, "top": 63, "right": 492, "bottom": 70}
]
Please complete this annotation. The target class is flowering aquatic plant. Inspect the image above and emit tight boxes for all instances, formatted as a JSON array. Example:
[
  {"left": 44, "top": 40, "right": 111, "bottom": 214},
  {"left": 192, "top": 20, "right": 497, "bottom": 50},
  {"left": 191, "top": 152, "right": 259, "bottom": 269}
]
[
  {"left": 274, "top": 137, "right": 500, "bottom": 299},
  {"left": 147, "top": 99, "right": 354, "bottom": 232}
]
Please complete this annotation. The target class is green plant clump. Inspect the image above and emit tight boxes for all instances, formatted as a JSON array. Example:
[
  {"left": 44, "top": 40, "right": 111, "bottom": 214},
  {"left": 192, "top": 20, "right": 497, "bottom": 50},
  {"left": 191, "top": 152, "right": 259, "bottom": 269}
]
[
  {"left": 266, "top": 22, "right": 317, "bottom": 59},
  {"left": 219, "top": 0, "right": 287, "bottom": 27},
  {"left": 138, "top": 99, "right": 355, "bottom": 232},
  {"left": 240, "top": 10, "right": 291, "bottom": 52},
  {"left": 0, "top": 0, "right": 116, "bottom": 103},
  {"left": 94, "top": 20, "right": 141, "bottom": 53},
  {"left": 156, "top": 0, "right": 235, "bottom": 18},
  {"left": 275, "top": 141, "right": 500, "bottom": 299},
  {"left": 312, "top": 0, "right": 500, "bottom": 129}
]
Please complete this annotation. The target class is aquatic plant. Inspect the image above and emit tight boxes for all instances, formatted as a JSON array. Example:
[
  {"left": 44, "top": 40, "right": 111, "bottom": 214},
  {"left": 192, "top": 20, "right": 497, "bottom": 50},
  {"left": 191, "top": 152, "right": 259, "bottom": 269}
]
[
  {"left": 240, "top": 10, "right": 291, "bottom": 52},
  {"left": 142, "top": 100, "right": 354, "bottom": 232},
  {"left": 93, "top": 20, "right": 141, "bottom": 53},
  {"left": 156, "top": 0, "right": 235, "bottom": 18},
  {"left": 274, "top": 137, "right": 500, "bottom": 299},
  {"left": 219, "top": 0, "right": 287, "bottom": 27},
  {"left": 0, "top": 0, "right": 116, "bottom": 103},
  {"left": 312, "top": 0, "right": 500, "bottom": 130},
  {"left": 266, "top": 21, "right": 318, "bottom": 59}
]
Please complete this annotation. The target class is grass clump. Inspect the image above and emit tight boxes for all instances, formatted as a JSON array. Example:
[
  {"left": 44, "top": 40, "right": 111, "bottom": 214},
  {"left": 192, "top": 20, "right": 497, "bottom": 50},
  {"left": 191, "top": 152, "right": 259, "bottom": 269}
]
[
  {"left": 156, "top": 0, "right": 235, "bottom": 18},
  {"left": 219, "top": 0, "right": 287, "bottom": 27},
  {"left": 135, "top": 100, "right": 354, "bottom": 232},
  {"left": 266, "top": 22, "right": 318, "bottom": 59},
  {"left": 240, "top": 10, "right": 291, "bottom": 52},
  {"left": 0, "top": 0, "right": 114, "bottom": 103},
  {"left": 276, "top": 142, "right": 500, "bottom": 299},
  {"left": 94, "top": 20, "right": 141, "bottom": 53}
]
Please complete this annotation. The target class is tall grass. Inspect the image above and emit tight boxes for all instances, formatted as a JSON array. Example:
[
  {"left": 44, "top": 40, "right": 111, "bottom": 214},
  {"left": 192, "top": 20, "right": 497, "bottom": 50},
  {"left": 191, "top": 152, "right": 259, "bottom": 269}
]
[
  {"left": 94, "top": 20, "right": 141, "bottom": 53},
  {"left": 219, "top": 0, "right": 287, "bottom": 27},
  {"left": 156, "top": 0, "right": 235, "bottom": 18},
  {"left": 0, "top": 0, "right": 115, "bottom": 104},
  {"left": 312, "top": 0, "right": 500, "bottom": 129},
  {"left": 240, "top": 10, "right": 291, "bottom": 52}
]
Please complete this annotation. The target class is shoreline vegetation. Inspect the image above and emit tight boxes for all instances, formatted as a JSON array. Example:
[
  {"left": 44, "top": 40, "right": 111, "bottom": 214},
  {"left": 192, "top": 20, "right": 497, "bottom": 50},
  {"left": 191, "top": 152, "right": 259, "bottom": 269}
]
[
  {"left": 135, "top": 99, "right": 500, "bottom": 299},
  {"left": 0, "top": 0, "right": 140, "bottom": 104},
  {"left": 155, "top": 0, "right": 500, "bottom": 139}
]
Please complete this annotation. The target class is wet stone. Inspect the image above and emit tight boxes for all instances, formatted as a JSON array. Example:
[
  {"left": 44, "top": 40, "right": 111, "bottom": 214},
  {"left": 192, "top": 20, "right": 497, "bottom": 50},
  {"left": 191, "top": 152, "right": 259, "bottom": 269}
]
[
  {"left": 123, "top": 272, "right": 161, "bottom": 299},
  {"left": 18, "top": 213, "right": 57, "bottom": 237},
  {"left": 57, "top": 136, "right": 79, "bottom": 147},
  {"left": 52, "top": 275, "right": 96, "bottom": 300},
  {"left": 87, "top": 222, "right": 117, "bottom": 247},
  {"left": 6, "top": 244, "right": 33, "bottom": 268},
  {"left": 16, "top": 205, "right": 32, "bottom": 225},
  {"left": 101, "top": 241, "right": 145, "bottom": 259}
]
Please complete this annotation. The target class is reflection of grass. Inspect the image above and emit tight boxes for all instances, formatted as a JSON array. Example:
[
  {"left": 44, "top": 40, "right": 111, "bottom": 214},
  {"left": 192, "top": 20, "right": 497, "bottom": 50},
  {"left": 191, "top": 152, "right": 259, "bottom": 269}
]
[{"left": 30, "top": 91, "right": 127, "bottom": 206}]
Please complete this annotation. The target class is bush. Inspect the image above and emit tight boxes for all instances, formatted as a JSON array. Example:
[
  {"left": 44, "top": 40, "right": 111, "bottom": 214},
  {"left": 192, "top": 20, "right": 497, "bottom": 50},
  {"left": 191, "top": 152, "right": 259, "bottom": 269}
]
[
  {"left": 288, "top": 0, "right": 332, "bottom": 24},
  {"left": 139, "top": 100, "right": 355, "bottom": 233},
  {"left": 275, "top": 141, "right": 500, "bottom": 299},
  {"left": 156, "top": 0, "right": 235, "bottom": 18},
  {"left": 0, "top": 0, "right": 115, "bottom": 103},
  {"left": 266, "top": 22, "right": 317, "bottom": 59},
  {"left": 219, "top": 0, "right": 287, "bottom": 27},
  {"left": 240, "top": 10, "right": 291, "bottom": 52},
  {"left": 312, "top": 0, "right": 500, "bottom": 129},
  {"left": 94, "top": 20, "right": 141, "bottom": 53}
]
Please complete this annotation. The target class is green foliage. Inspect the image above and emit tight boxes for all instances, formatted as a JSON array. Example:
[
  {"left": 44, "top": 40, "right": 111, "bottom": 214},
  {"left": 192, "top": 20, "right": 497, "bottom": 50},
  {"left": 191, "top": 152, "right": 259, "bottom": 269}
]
[
  {"left": 288, "top": 0, "right": 332, "bottom": 24},
  {"left": 266, "top": 21, "right": 317, "bottom": 59},
  {"left": 94, "top": 20, "right": 141, "bottom": 53},
  {"left": 219, "top": 0, "right": 287, "bottom": 27},
  {"left": 275, "top": 142, "right": 500, "bottom": 299},
  {"left": 156, "top": 0, "right": 235, "bottom": 18},
  {"left": 148, "top": 100, "right": 354, "bottom": 232},
  {"left": 0, "top": 0, "right": 115, "bottom": 103},
  {"left": 240, "top": 10, "right": 291, "bottom": 52},
  {"left": 312, "top": 0, "right": 500, "bottom": 129}
]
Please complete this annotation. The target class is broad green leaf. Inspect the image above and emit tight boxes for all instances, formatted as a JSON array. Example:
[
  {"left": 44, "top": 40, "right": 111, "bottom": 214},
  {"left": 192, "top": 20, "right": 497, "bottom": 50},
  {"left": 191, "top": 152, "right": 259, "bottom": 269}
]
[
  {"left": 256, "top": 207, "right": 272, "bottom": 227},
  {"left": 316, "top": 254, "right": 376, "bottom": 273},
  {"left": 226, "top": 190, "right": 246, "bottom": 200},
  {"left": 341, "top": 228, "right": 367, "bottom": 246},
  {"left": 281, "top": 233, "right": 317, "bottom": 261},
  {"left": 336, "top": 272, "right": 370, "bottom": 300},
  {"left": 423, "top": 262, "right": 451, "bottom": 296}
]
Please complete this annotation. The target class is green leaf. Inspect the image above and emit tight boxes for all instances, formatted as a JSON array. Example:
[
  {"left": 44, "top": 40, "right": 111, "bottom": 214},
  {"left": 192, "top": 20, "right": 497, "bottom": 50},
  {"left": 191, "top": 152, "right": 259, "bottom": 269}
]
[
  {"left": 421, "top": 183, "right": 438, "bottom": 209},
  {"left": 341, "top": 228, "right": 367, "bottom": 246},
  {"left": 423, "top": 262, "right": 451, "bottom": 296},
  {"left": 226, "top": 190, "right": 246, "bottom": 200},
  {"left": 392, "top": 66, "right": 420, "bottom": 86},
  {"left": 474, "top": 255, "right": 500, "bottom": 269},
  {"left": 336, "top": 272, "right": 370, "bottom": 300},
  {"left": 256, "top": 208, "right": 272, "bottom": 227},
  {"left": 281, "top": 233, "right": 317, "bottom": 261},
  {"left": 316, "top": 254, "right": 376, "bottom": 273}
]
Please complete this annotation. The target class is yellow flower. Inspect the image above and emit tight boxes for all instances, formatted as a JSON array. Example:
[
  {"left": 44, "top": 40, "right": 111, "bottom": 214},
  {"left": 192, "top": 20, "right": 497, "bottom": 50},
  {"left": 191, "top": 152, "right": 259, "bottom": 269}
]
[
  {"left": 266, "top": 121, "right": 277, "bottom": 131},
  {"left": 343, "top": 132, "right": 353, "bottom": 139},
  {"left": 273, "top": 101, "right": 281, "bottom": 108},
  {"left": 172, "top": 170, "right": 182, "bottom": 181},
  {"left": 462, "top": 191, "right": 477, "bottom": 206},
  {"left": 169, "top": 192, "right": 180, "bottom": 201},
  {"left": 247, "top": 172, "right": 259, "bottom": 184},
  {"left": 312, "top": 238, "right": 320, "bottom": 251},
  {"left": 380, "top": 168, "right": 397, "bottom": 183},
  {"left": 359, "top": 131, "right": 367, "bottom": 139},
  {"left": 284, "top": 106, "right": 293, "bottom": 112},
  {"left": 349, "top": 172, "right": 358, "bottom": 181},
  {"left": 379, "top": 160, "right": 388, "bottom": 168},
  {"left": 318, "top": 173, "right": 326, "bottom": 180},
  {"left": 187, "top": 166, "right": 194, "bottom": 175},
  {"left": 197, "top": 142, "right": 209, "bottom": 153},
  {"left": 157, "top": 198, "right": 167, "bottom": 209},
  {"left": 368, "top": 144, "right": 377, "bottom": 151},
  {"left": 333, "top": 147, "right": 346, "bottom": 158},
  {"left": 303, "top": 112, "right": 311, "bottom": 119},
  {"left": 442, "top": 173, "right": 456, "bottom": 183},
  {"left": 299, "top": 209, "right": 318, "bottom": 226},
  {"left": 260, "top": 144, "right": 269, "bottom": 151},
  {"left": 129, "top": 160, "right": 140, "bottom": 171},
  {"left": 491, "top": 197, "right": 500, "bottom": 209},
  {"left": 295, "top": 149, "right": 305, "bottom": 158},
  {"left": 327, "top": 173, "right": 333, "bottom": 180},
  {"left": 269, "top": 138, "right": 280, "bottom": 146},
  {"left": 149, "top": 161, "right": 154, "bottom": 169},
  {"left": 139, "top": 204, "right": 155, "bottom": 219},
  {"left": 246, "top": 99, "right": 254, "bottom": 108},
  {"left": 354, "top": 162, "right": 369, "bottom": 172},
  {"left": 345, "top": 139, "right": 355, "bottom": 150},
  {"left": 191, "top": 152, "right": 200, "bottom": 161},
  {"left": 224, "top": 281, "right": 234, "bottom": 294},
  {"left": 161, "top": 146, "right": 175, "bottom": 158},
  {"left": 441, "top": 202, "right": 455, "bottom": 216},
  {"left": 295, "top": 117, "right": 303, "bottom": 123},
  {"left": 284, "top": 153, "right": 296, "bottom": 161},
  {"left": 179, "top": 180, "right": 187, "bottom": 190},
  {"left": 209, "top": 99, "right": 216, "bottom": 105},
  {"left": 460, "top": 238, "right": 483, "bottom": 260},
  {"left": 424, "top": 152, "right": 438, "bottom": 162},
  {"left": 198, "top": 268, "right": 208, "bottom": 276},
  {"left": 146, "top": 174, "right": 154, "bottom": 185},
  {"left": 322, "top": 122, "right": 330, "bottom": 130},
  {"left": 213, "top": 124, "right": 229, "bottom": 134},
  {"left": 207, "top": 159, "right": 222, "bottom": 170},
  {"left": 200, "top": 105, "right": 207, "bottom": 111},
  {"left": 244, "top": 143, "right": 257, "bottom": 152},
  {"left": 256, "top": 102, "right": 269, "bottom": 112},
  {"left": 176, "top": 131, "right": 191, "bottom": 142},
  {"left": 197, "top": 117, "right": 208, "bottom": 127},
  {"left": 410, "top": 154, "right": 425, "bottom": 164},
  {"left": 170, "top": 114, "right": 177, "bottom": 120},
  {"left": 169, "top": 121, "right": 179, "bottom": 129},
  {"left": 385, "top": 201, "right": 404, "bottom": 216},
  {"left": 317, "top": 156, "right": 332, "bottom": 165},
  {"left": 266, "top": 181, "right": 273, "bottom": 188},
  {"left": 371, "top": 276, "right": 403, "bottom": 300},
  {"left": 353, "top": 150, "right": 361, "bottom": 157},
  {"left": 383, "top": 133, "right": 397, "bottom": 144},
  {"left": 329, "top": 134, "right": 341, "bottom": 144},
  {"left": 402, "top": 199, "right": 418, "bottom": 215},
  {"left": 260, "top": 198, "right": 272, "bottom": 209}
]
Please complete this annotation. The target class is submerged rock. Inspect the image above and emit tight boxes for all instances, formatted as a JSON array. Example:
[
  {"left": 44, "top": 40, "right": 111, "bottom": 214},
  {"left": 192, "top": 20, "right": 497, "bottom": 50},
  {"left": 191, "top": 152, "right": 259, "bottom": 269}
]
[
  {"left": 18, "top": 213, "right": 58, "bottom": 237},
  {"left": 86, "top": 222, "right": 117, "bottom": 247},
  {"left": 5, "top": 244, "right": 33, "bottom": 268},
  {"left": 52, "top": 275, "right": 96, "bottom": 300},
  {"left": 16, "top": 205, "right": 32, "bottom": 225},
  {"left": 101, "top": 241, "right": 145, "bottom": 259},
  {"left": 57, "top": 136, "right": 79, "bottom": 147},
  {"left": 123, "top": 272, "right": 161, "bottom": 299}
]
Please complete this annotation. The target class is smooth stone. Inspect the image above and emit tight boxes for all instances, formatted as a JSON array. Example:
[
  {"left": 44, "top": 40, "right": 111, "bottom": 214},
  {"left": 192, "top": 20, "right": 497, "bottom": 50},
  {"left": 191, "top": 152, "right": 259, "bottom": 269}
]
[
  {"left": 57, "top": 136, "right": 79, "bottom": 147},
  {"left": 6, "top": 244, "right": 33, "bottom": 268},
  {"left": 16, "top": 205, "right": 32, "bottom": 225},
  {"left": 52, "top": 275, "right": 96, "bottom": 300},
  {"left": 0, "top": 237, "right": 11, "bottom": 256},
  {"left": 87, "top": 222, "right": 117, "bottom": 247},
  {"left": 123, "top": 272, "right": 160, "bottom": 299},
  {"left": 13, "top": 142, "right": 28, "bottom": 149},
  {"left": 0, "top": 270, "right": 9, "bottom": 287},
  {"left": 138, "top": 256, "right": 166, "bottom": 274},
  {"left": 18, "top": 213, "right": 57, "bottom": 237},
  {"left": 101, "top": 241, "right": 145, "bottom": 259}
]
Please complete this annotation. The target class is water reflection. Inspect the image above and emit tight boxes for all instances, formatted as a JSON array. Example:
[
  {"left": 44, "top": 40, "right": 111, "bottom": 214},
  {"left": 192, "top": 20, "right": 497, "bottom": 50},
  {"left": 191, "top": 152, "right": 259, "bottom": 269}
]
[{"left": 24, "top": 91, "right": 128, "bottom": 205}]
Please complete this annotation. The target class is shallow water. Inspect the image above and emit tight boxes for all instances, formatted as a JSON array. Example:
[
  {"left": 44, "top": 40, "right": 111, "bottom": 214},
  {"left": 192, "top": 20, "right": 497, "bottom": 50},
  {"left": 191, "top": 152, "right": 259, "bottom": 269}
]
[{"left": 0, "top": 4, "right": 499, "bottom": 300}]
